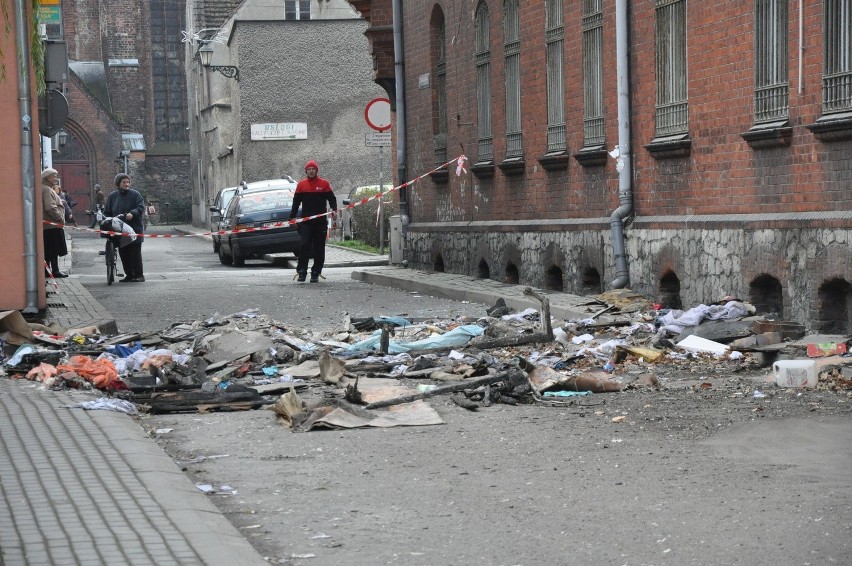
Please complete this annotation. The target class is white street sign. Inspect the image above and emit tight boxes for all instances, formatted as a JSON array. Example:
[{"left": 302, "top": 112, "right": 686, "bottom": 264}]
[
  {"left": 251, "top": 122, "right": 307, "bottom": 141},
  {"left": 365, "top": 131, "right": 392, "bottom": 147}
]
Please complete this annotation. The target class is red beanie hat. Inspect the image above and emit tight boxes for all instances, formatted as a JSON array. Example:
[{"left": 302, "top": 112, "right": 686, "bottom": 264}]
[{"left": 305, "top": 160, "right": 319, "bottom": 172}]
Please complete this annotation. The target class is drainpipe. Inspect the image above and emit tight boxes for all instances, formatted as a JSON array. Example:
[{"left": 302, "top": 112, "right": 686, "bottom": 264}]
[
  {"left": 610, "top": 0, "right": 633, "bottom": 289},
  {"left": 16, "top": 0, "right": 39, "bottom": 313},
  {"left": 392, "top": 0, "right": 409, "bottom": 233}
]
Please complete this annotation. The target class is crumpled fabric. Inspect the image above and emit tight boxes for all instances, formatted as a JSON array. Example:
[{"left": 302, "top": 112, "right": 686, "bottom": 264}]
[
  {"left": 501, "top": 308, "right": 539, "bottom": 322},
  {"left": 659, "top": 301, "right": 750, "bottom": 334},
  {"left": 111, "top": 341, "right": 143, "bottom": 358},
  {"left": 56, "top": 356, "right": 120, "bottom": 389},
  {"left": 26, "top": 362, "right": 58, "bottom": 382},
  {"left": 345, "top": 325, "right": 485, "bottom": 353},
  {"left": 68, "top": 398, "right": 138, "bottom": 415},
  {"left": 100, "top": 348, "right": 190, "bottom": 374}
]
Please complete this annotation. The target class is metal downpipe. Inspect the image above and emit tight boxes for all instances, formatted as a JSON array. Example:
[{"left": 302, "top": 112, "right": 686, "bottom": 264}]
[
  {"left": 392, "top": 0, "right": 409, "bottom": 232},
  {"left": 610, "top": 0, "right": 633, "bottom": 289},
  {"left": 16, "top": 0, "right": 39, "bottom": 313}
]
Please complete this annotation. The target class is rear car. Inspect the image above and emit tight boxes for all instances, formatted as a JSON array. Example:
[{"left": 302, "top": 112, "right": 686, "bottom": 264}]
[
  {"left": 209, "top": 186, "right": 238, "bottom": 252},
  {"left": 217, "top": 179, "right": 300, "bottom": 267}
]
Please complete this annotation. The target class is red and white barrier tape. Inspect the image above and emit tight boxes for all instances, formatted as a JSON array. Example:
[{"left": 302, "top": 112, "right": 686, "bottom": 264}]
[
  {"left": 43, "top": 155, "right": 469, "bottom": 239},
  {"left": 44, "top": 261, "right": 58, "bottom": 289}
]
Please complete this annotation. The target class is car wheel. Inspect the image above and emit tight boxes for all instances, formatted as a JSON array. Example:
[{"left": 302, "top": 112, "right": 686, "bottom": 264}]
[
  {"left": 218, "top": 244, "right": 232, "bottom": 265},
  {"left": 232, "top": 254, "right": 245, "bottom": 267}
]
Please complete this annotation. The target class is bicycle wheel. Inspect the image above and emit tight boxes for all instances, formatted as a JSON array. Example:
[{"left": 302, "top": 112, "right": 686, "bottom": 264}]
[{"left": 105, "top": 241, "right": 116, "bottom": 285}]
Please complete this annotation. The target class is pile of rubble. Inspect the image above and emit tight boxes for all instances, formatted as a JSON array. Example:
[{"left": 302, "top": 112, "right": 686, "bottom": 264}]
[{"left": 1, "top": 289, "right": 849, "bottom": 431}]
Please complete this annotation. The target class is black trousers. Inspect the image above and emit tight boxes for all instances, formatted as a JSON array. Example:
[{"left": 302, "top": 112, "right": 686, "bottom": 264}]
[
  {"left": 118, "top": 236, "right": 144, "bottom": 278},
  {"left": 296, "top": 220, "right": 328, "bottom": 275}
]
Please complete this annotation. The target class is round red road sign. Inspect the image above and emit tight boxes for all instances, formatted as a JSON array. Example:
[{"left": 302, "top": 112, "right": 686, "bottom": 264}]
[{"left": 365, "top": 98, "right": 392, "bottom": 132}]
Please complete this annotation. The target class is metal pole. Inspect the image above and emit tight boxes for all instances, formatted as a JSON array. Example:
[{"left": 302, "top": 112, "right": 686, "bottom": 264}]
[
  {"left": 392, "top": 0, "right": 408, "bottom": 232},
  {"left": 16, "top": 0, "right": 39, "bottom": 313},
  {"left": 610, "top": 0, "right": 634, "bottom": 289},
  {"left": 378, "top": 145, "right": 385, "bottom": 255}
]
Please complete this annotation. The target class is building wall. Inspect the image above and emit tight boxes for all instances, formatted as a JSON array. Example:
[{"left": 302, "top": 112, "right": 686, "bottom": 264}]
[
  {"left": 1, "top": 1, "right": 44, "bottom": 310},
  {"left": 393, "top": 0, "right": 851, "bottom": 331},
  {"left": 59, "top": 0, "right": 191, "bottom": 223},
  {"left": 230, "top": 20, "right": 387, "bottom": 195}
]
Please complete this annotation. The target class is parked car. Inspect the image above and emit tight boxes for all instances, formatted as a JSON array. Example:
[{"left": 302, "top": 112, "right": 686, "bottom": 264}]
[
  {"left": 209, "top": 186, "right": 238, "bottom": 253},
  {"left": 217, "top": 179, "right": 300, "bottom": 267}
]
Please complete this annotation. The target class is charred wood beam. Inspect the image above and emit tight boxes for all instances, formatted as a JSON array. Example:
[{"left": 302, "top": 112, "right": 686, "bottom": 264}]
[{"left": 363, "top": 370, "right": 524, "bottom": 410}]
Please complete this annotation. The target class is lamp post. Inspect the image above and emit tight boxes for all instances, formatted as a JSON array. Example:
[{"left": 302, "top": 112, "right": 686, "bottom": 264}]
[
  {"left": 119, "top": 149, "right": 130, "bottom": 174},
  {"left": 197, "top": 42, "right": 240, "bottom": 81}
]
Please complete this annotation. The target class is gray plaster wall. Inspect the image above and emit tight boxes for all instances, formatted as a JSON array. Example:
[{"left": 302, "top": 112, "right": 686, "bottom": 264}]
[
  {"left": 405, "top": 225, "right": 852, "bottom": 331},
  {"left": 230, "top": 20, "right": 387, "bottom": 198}
]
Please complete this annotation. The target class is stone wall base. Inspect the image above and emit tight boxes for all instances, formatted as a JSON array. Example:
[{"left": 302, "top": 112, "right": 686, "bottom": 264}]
[{"left": 405, "top": 223, "right": 852, "bottom": 333}]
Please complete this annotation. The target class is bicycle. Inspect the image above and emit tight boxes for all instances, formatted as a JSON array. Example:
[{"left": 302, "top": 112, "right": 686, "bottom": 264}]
[{"left": 94, "top": 209, "right": 125, "bottom": 285}]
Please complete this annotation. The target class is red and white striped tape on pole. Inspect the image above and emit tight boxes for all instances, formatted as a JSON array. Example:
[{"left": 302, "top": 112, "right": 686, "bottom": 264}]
[{"left": 43, "top": 155, "right": 469, "bottom": 238}]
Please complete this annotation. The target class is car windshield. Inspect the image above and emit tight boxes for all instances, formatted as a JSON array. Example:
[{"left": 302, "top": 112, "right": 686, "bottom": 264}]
[
  {"left": 221, "top": 189, "right": 237, "bottom": 211},
  {"left": 237, "top": 189, "right": 295, "bottom": 214}
]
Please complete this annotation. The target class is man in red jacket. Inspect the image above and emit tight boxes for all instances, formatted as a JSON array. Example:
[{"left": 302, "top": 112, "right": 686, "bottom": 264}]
[{"left": 290, "top": 160, "right": 337, "bottom": 282}]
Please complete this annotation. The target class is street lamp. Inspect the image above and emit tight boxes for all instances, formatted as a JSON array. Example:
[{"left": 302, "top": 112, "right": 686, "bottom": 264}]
[{"left": 197, "top": 42, "right": 240, "bottom": 81}]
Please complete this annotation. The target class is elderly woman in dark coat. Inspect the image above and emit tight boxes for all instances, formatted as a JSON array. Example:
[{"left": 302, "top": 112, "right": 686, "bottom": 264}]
[{"left": 41, "top": 168, "right": 68, "bottom": 277}]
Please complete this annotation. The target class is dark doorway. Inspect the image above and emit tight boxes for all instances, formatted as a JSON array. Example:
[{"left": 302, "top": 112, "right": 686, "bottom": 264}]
[{"left": 749, "top": 274, "right": 783, "bottom": 318}]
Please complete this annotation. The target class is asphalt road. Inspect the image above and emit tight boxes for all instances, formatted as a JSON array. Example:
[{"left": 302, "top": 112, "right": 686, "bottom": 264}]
[
  {"left": 72, "top": 228, "right": 852, "bottom": 566},
  {"left": 70, "top": 229, "right": 485, "bottom": 334}
]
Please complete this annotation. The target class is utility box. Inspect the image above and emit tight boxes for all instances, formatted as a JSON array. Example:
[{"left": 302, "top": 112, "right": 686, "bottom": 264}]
[
  {"left": 389, "top": 215, "right": 403, "bottom": 264},
  {"left": 44, "top": 41, "right": 68, "bottom": 84}
]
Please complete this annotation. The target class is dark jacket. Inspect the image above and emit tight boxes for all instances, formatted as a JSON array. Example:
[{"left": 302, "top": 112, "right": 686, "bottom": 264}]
[
  {"left": 290, "top": 176, "right": 337, "bottom": 221},
  {"left": 104, "top": 188, "right": 145, "bottom": 233}
]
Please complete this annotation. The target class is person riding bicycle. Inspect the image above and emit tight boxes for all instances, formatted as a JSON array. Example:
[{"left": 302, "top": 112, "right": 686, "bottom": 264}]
[{"left": 104, "top": 173, "right": 146, "bottom": 282}]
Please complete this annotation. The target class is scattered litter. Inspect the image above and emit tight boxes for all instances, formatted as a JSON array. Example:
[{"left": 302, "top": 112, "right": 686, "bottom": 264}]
[
  {"left": 3, "top": 289, "right": 850, "bottom": 430},
  {"left": 542, "top": 390, "right": 591, "bottom": 397},
  {"left": 67, "top": 398, "right": 139, "bottom": 415}
]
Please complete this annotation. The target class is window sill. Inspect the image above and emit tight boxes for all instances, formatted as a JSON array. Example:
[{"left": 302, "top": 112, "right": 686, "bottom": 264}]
[
  {"left": 806, "top": 111, "right": 852, "bottom": 142},
  {"left": 644, "top": 133, "right": 692, "bottom": 159},
  {"left": 573, "top": 145, "right": 608, "bottom": 167},
  {"left": 471, "top": 160, "right": 495, "bottom": 178},
  {"left": 429, "top": 166, "right": 449, "bottom": 184},
  {"left": 537, "top": 152, "right": 570, "bottom": 171},
  {"left": 740, "top": 120, "right": 792, "bottom": 149},
  {"left": 498, "top": 157, "right": 526, "bottom": 176}
]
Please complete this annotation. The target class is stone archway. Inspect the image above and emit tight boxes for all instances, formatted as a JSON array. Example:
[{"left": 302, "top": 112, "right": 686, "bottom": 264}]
[{"left": 52, "top": 120, "right": 96, "bottom": 219}]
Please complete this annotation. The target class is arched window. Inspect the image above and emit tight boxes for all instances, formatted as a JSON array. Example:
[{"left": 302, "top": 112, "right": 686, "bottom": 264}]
[
  {"left": 582, "top": 0, "right": 605, "bottom": 147},
  {"left": 655, "top": 0, "right": 689, "bottom": 136},
  {"left": 545, "top": 0, "right": 566, "bottom": 153},
  {"left": 475, "top": 2, "right": 493, "bottom": 163},
  {"left": 432, "top": 9, "right": 448, "bottom": 165},
  {"left": 503, "top": 0, "right": 523, "bottom": 158}
]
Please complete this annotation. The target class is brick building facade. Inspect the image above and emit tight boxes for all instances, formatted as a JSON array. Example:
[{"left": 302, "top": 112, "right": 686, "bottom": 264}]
[
  {"left": 54, "top": 0, "right": 191, "bottom": 221},
  {"left": 351, "top": 0, "right": 852, "bottom": 332}
]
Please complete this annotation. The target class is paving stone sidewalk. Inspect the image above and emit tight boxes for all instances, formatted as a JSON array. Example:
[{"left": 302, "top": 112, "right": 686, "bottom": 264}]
[{"left": 0, "top": 381, "right": 266, "bottom": 565}]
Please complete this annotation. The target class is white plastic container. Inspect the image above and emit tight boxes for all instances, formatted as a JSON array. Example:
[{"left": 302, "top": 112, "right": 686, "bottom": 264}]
[{"left": 772, "top": 360, "right": 817, "bottom": 388}]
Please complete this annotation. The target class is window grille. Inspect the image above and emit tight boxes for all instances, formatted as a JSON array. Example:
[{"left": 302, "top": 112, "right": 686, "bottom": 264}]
[
  {"left": 475, "top": 3, "right": 493, "bottom": 162},
  {"left": 546, "top": 0, "right": 566, "bottom": 152},
  {"left": 284, "top": 1, "right": 311, "bottom": 20},
  {"left": 824, "top": 0, "right": 852, "bottom": 112},
  {"left": 655, "top": 0, "right": 689, "bottom": 136},
  {"left": 504, "top": 0, "right": 523, "bottom": 158},
  {"left": 435, "top": 20, "right": 448, "bottom": 165},
  {"left": 755, "top": 0, "right": 789, "bottom": 122},
  {"left": 582, "top": 0, "right": 605, "bottom": 146}
]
